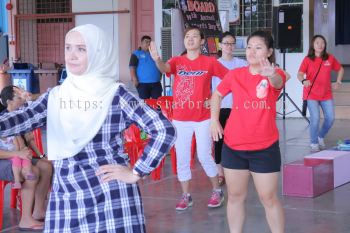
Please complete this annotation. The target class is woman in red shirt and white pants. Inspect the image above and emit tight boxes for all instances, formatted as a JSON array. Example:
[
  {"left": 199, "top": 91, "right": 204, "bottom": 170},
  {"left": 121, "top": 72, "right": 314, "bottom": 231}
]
[
  {"left": 211, "top": 31, "right": 286, "bottom": 233},
  {"left": 150, "top": 27, "right": 229, "bottom": 211}
]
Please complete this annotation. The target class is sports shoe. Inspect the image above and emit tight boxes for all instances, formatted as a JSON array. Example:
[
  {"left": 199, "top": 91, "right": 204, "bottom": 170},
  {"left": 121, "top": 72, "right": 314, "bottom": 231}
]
[
  {"left": 310, "top": 143, "right": 320, "bottom": 152},
  {"left": 207, "top": 189, "right": 224, "bottom": 208},
  {"left": 175, "top": 194, "right": 193, "bottom": 211},
  {"left": 318, "top": 137, "right": 326, "bottom": 150}
]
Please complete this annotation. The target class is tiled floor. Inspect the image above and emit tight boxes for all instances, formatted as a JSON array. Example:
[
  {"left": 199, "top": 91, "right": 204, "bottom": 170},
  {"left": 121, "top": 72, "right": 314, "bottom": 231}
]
[{"left": 2, "top": 118, "right": 350, "bottom": 233}]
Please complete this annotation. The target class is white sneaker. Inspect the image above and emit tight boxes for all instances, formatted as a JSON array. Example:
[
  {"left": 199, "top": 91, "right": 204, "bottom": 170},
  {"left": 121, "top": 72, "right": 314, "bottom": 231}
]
[
  {"left": 310, "top": 143, "right": 320, "bottom": 152},
  {"left": 318, "top": 137, "right": 326, "bottom": 150}
]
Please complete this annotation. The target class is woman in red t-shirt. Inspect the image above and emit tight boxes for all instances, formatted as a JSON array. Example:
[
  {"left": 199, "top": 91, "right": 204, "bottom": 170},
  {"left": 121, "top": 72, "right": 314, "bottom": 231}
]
[
  {"left": 149, "top": 27, "right": 229, "bottom": 211},
  {"left": 297, "top": 35, "right": 344, "bottom": 152},
  {"left": 211, "top": 31, "right": 286, "bottom": 233}
]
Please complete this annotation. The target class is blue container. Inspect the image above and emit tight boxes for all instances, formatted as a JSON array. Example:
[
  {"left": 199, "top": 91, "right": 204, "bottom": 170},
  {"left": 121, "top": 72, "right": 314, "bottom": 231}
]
[{"left": 7, "top": 69, "right": 40, "bottom": 93}]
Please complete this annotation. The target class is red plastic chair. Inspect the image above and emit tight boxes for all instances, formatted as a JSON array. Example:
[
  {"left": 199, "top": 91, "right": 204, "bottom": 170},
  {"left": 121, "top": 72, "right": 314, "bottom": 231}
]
[
  {"left": 123, "top": 124, "right": 143, "bottom": 167},
  {"left": 156, "top": 96, "right": 197, "bottom": 175},
  {"left": 157, "top": 96, "right": 173, "bottom": 119},
  {"left": 124, "top": 99, "right": 168, "bottom": 181},
  {"left": 0, "top": 181, "right": 20, "bottom": 229},
  {"left": 124, "top": 124, "right": 142, "bottom": 143},
  {"left": 32, "top": 128, "right": 44, "bottom": 155},
  {"left": 143, "top": 99, "right": 168, "bottom": 180},
  {"left": 0, "top": 180, "right": 9, "bottom": 229},
  {"left": 144, "top": 98, "right": 159, "bottom": 110}
]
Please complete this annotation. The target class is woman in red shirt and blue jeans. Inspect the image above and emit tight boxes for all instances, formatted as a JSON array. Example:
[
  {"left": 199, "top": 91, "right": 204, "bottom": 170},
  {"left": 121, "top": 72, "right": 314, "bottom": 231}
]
[
  {"left": 211, "top": 31, "right": 286, "bottom": 233},
  {"left": 297, "top": 35, "right": 344, "bottom": 152}
]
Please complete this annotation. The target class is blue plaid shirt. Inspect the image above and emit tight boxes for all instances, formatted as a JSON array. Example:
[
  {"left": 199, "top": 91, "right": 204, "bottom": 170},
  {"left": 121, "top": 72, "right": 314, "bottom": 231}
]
[{"left": 0, "top": 85, "right": 176, "bottom": 233}]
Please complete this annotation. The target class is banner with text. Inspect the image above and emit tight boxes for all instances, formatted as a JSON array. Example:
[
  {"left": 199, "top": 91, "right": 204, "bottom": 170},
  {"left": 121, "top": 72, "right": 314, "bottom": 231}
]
[{"left": 179, "top": 0, "right": 223, "bottom": 55}]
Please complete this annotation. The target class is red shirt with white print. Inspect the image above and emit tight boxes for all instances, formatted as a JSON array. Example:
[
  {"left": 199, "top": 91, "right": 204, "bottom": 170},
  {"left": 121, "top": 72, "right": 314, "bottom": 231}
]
[
  {"left": 299, "top": 54, "right": 341, "bottom": 100},
  {"left": 217, "top": 67, "right": 286, "bottom": 151},
  {"left": 167, "top": 55, "right": 228, "bottom": 121}
]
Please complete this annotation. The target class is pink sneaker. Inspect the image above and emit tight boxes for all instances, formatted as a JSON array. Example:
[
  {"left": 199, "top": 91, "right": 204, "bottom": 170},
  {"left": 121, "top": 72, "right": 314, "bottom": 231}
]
[
  {"left": 208, "top": 190, "right": 224, "bottom": 208},
  {"left": 175, "top": 194, "right": 193, "bottom": 211}
]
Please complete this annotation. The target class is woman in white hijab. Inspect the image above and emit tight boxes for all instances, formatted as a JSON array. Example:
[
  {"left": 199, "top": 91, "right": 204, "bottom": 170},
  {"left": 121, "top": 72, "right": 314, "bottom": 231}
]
[{"left": 0, "top": 24, "right": 176, "bottom": 232}]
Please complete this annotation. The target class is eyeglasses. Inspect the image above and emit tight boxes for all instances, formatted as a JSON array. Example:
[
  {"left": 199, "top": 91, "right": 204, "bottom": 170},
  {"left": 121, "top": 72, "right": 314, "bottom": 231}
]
[{"left": 221, "top": 42, "right": 236, "bottom": 46}]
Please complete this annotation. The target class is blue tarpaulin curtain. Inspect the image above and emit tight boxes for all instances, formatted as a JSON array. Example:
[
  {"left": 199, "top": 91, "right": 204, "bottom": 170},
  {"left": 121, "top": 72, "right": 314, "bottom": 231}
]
[
  {"left": 0, "top": 0, "right": 9, "bottom": 33},
  {"left": 335, "top": 0, "right": 350, "bottom": 45}
]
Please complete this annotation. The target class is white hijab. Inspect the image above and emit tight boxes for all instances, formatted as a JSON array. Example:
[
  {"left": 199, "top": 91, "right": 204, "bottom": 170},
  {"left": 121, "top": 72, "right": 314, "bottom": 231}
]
[{"left": 47, "top": 24, "right": 120, "bottom": 160}]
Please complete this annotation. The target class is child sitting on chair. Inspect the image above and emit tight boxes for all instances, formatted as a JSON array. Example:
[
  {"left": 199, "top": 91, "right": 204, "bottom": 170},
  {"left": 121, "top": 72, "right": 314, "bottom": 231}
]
[
  {"left": 0, "top": 136, "right": 37, "bottom": 189},
  {"left": 0, "top": 85, "right": 38, "bottom": 189}
]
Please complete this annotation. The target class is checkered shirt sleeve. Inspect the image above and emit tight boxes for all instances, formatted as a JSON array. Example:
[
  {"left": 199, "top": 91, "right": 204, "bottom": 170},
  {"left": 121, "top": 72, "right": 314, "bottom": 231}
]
[
  {"left": 118, "top": 87, "right": 176, "bottom": 177},
  {"left": 0, "top": 93, "right": 48, "bottom": 137}
]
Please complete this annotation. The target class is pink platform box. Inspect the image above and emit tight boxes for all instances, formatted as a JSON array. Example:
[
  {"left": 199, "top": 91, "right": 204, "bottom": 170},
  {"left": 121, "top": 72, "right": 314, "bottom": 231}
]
[
  {"left": 283, "top": 159, "right": 334, "bottom": 198},
  {"left": 304, "top": 150, "right": 350, "bottom": 188}
]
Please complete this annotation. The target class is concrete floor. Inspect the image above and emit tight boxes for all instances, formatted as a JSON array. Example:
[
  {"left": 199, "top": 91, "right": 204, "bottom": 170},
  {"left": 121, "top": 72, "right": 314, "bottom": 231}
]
[{"left": 1, "top": 118, "right": 350, "bottom": 233}]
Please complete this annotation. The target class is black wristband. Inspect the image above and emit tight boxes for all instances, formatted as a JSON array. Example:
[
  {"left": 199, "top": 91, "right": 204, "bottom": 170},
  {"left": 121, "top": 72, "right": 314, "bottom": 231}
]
[{"left": 301, "top": 79, "right": 307, "bottom": 84}]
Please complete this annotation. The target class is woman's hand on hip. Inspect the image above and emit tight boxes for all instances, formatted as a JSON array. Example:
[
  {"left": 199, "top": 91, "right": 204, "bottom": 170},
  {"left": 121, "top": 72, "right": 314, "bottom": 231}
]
[{"left": 96, "top": 164, "right": 140, "bottom": 184}]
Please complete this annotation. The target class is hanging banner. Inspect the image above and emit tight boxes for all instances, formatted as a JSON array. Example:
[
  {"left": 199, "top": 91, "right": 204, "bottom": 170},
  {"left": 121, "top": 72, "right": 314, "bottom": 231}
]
[
  {"left": 178, "top": 0, "right": 223, "bottom": 55},
  {"left": 218, "top": 0, "right": 240, "bottom": 24}
]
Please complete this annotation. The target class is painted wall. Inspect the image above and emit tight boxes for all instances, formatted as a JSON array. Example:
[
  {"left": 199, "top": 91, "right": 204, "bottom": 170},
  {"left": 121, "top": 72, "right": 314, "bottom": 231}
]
[
  {"left": 116, "top": 0, "right": 132, "bottom": 85},
  {"left": 73, "top": 0, "right": 117, "bottom": 13},
  {"left": 73, "top": 0, "right": 132, "bottom": 84},
  {"left": 6, "top": 0, "right": 16, "bottom": 64},
  {"left": 314, "top": 0, "right": 350, "bottom": 65},
  {"left": 154, "top": 0, "right": 162, "bottom": 52}
]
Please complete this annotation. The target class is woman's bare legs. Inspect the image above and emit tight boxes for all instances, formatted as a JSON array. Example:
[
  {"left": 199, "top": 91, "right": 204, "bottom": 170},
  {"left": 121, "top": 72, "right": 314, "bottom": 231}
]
[
  {"left": 251, "top": 172, "right": 285, "bottom": 233},
  {"left": 32, "top": 159, "right": 53, "bottom": 220},
  {"left": 19, "top": 166, "right": 43, "bottom": 228},
  {"left": 224, "top": 169, "right": 250, "bottom": 233}
]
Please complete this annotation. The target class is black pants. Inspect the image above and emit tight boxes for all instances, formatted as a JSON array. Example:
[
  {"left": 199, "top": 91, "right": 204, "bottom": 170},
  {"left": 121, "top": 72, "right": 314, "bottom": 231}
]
[
  {"left": 137, "top": 82, "right": 163, "bottom": 99},
  {"left": 214, "top": 108, "right": 231, "bottom": 164}
]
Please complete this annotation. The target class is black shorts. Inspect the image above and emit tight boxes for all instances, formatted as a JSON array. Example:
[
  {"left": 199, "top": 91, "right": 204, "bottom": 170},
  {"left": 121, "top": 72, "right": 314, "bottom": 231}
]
[
  {"left": 137, "top": 82, "right": 163, "bottom": 99},
  {"left": 221, "top": 141, "right": 281, "bottom": 173}
]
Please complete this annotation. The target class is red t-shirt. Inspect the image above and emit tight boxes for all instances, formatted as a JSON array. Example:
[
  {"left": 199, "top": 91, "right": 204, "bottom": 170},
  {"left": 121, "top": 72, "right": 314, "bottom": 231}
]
[
  {"left": 167, "top": 55, "right": 228, "bottom": 121},
  {"left": 299, "top": 54, "right": 341, "bottom": 100},
  {"left": 217, "top": 67, "right": 286, "bottom": 151}
]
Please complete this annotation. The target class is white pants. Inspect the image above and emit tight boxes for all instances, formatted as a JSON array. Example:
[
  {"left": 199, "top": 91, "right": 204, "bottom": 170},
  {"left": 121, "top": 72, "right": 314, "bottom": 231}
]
[{"left": 173, "top": 119, "right": 218, "bottom": 182}]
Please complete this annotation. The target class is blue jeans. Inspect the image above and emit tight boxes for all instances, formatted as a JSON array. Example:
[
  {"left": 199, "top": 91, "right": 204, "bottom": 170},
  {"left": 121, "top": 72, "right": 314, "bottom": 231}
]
[{"left": 307, "top": 100, "right": 335, "bottom": 144}]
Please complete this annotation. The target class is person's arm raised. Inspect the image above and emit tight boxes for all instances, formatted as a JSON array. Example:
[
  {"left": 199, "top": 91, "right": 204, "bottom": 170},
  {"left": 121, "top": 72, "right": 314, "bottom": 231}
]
[
  {"left": 260, "top": 59, "right": 283, "bottom": 89},
  {"left": 149, "top": 41, "right": 171, "bottom": 73}
]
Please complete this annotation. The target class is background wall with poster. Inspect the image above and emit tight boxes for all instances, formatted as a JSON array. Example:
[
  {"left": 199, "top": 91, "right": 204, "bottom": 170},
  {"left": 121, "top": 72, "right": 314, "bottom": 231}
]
[
  {"left": 178, "top": 0, "right": 222, "bottom": 55},
  {"left": 218, "top": 0, "right": 240, "bottom": 24}
]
